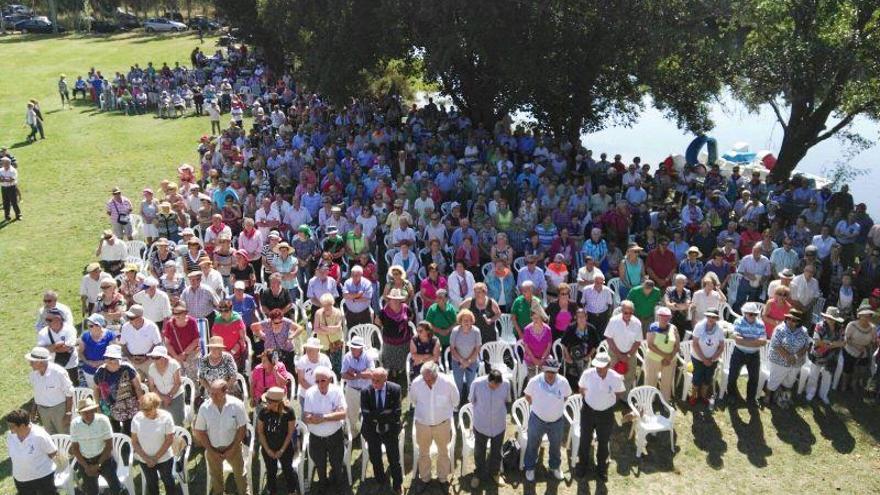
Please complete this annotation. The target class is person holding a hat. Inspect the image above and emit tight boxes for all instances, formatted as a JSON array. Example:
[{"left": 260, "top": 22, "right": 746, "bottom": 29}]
[
  {"left": 105, "top": 187, "right": 134, "bottom": 240},
  {"left": 5, "top": 408, "right": 59, "bottom": 494},
  {"left": 840, "top": 303, "right": 878, "bottom": 392},
  {"left": 804, "top": 307, "right": 846, "bottom": 403},
  {"left": 37, "top": 306, "right": 80, "bottom": 384},
  {"left": 96, "top": 229, "right": 128, "bottom": 277},
  {"left": 765, "top": 309, "right": 810, "bottom": 407},
  {"left": 644, "top": 307, "right": 679, "bottom": 402},
  {"left": 726, "top": 302, "right": 767, "bottom": 406},
  {"left": 256, "top": 386, "right": 299, "bottom": 495},
  {"left": 27, "top": 346, "right": 74, "bottom": 435},
  {"left": 790, "top": 264, "right": 821, "bottom": 317},
  {"left": 131, "top": 392, "right": 177, "bottom": 495},
  {"left": 295, "top": 338, "right": 333, "bottom": 400},
  {"left": 198, "top": 336, "right": 241, "bottom": 400},
  {"left": 522, "top": 356, "right": 571, "bottom": 482},
  {"left": 93, "top": 342, "right": 143, "bottom": 435},
  {"left": 79, "top": 314, "right": 116, "bottom": 388},
  {"left": 119, "top": 304, "right": 163, "bottom": 376},
  {"left": 573, "top": 352, "right": 624, "bottom": 481},
  {"left": 194, "top": 379, "right": 251, "bottom": 495},
  {"left": 690, "top": 309, "right": 726, "bottom": 407},
  {"left": 70, "top": 396, "right": 124, "bottom": 494}
]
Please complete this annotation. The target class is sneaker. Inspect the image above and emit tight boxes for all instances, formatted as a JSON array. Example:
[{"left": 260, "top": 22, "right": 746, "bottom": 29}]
[
  {"left": 525, "top": 470, "right": 535, "bottom": 482},
  {"left": 469, "top": 478, "right": 480, "bottom": 489},
  {"left": 551, "top": 469, "right": 564, "bottom": 481}
]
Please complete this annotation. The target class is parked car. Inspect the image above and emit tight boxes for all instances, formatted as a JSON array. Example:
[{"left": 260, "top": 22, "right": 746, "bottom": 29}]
[
  {"left": 143, "top": 17, "right": 187, "bottom": 32},
  {"left": 86, "top": 17, "right": 122, "bottom": 33},
  {"left": 15, "top": 17, "right": 64, "bottom": 33},
  {"left": 115, "top": 11, "right": 140, "bottom": 29},
  {"left": 2, "top": 4, "right": 32, "bottom": 16},
  {"left": 2, "top": 12, "right": 30, "bottom": 25},
  {"left": 189, "top": 16, "right": 220, "bottom": 31}
]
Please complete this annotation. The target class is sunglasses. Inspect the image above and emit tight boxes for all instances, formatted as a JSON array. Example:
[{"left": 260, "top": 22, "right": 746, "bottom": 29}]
[
  {"left": 316, "top": 378, "right": 330, "bottom": 383},
  {"left": 43, "top": 299, "right": 55, "bottom": 303},
  {"left": 173, "top": 311, "right": 187, "bottom": 316}
]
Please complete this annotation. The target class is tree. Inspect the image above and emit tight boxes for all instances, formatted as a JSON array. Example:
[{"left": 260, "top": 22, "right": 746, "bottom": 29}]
[{"left": 730, "top": 0, "right": 880, "bottom": 181}]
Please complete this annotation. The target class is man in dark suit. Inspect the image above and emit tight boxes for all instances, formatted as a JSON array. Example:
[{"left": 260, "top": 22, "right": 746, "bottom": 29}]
[{"left": 360, "top": 367, "right": 403, "bottom": 493}]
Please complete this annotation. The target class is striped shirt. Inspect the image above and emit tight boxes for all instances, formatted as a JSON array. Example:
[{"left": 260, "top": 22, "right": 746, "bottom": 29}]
[
  {"left": 733, "top": 316, "right": 765, "bottom": 353},
  {"left": 180, "top": 285, "right": 219, "bottom": 318}
]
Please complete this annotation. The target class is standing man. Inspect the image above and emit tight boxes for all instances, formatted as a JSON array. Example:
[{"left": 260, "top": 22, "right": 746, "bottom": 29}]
[
  {"left": 522, "top": 357, "right": 570, "bottom": 482},
  {"left": 603, "top": 300, "right": 643, "bottom": 391},
  {"left": 410, "top": 361, "right": 459, "bottom": 492},
  {"left": 27, "top": 347, "right": 73, "bottom": 435},
  {"left": 468, "top": 369, "right": 510, "bottom": 489},
  {"left": 70, "top": 397, "right": 123, "bottom": 495},
  {"left": 734, "top": 244, "right": 772, "bottom": 312},
  {"left": 341, "top": 265, "right": 374, "bottom": 326},
  {"left": 340, "top": 336, "right": 374, "bottom": 438},
  {"left": 35, "top": 290, "right": 74, "bottom": 331},
  {"left": 37, "top": 307, "right": 80, "bottom": 384},
  {"left": 360, "top": 367, "right": 403, "bottom": 494},
  {"left": 302, "top": 367, "right": 348, "bottom": 489},
  {"left": 726, "top": 302, "right": 766, "bottom": 407},
  {"left": 0, "top": 156, "right": 21, "bottom": 221},
  {"left": 194, "top": 379, "right": 250, "bottom": 495},
  {"left": 106, "top": 187, "right": 134, "bottom": 240},
  {"left": 119, "top": 305, "right": 162, "bottom": 377},
  {"left": 575, "top": 353, "right": 624, "bottom": 482}
]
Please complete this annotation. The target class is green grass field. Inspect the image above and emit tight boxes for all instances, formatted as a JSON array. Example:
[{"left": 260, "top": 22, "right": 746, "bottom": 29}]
[{"left": 1, "top": 31, "right": 879, "bottom": 495}]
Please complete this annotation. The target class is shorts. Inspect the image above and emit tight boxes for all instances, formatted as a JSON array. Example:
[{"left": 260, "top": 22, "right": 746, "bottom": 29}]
[{"left": 691, "top": 358, "right": 717, "bottom": 387}]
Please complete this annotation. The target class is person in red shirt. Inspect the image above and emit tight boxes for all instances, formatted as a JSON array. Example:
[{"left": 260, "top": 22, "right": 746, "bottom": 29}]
[
  {"left": 646, "top": 238, "right": 677, "bottom": 289},
  {"left": 738, "top": 221, "right": 762, "bottom": 258}
]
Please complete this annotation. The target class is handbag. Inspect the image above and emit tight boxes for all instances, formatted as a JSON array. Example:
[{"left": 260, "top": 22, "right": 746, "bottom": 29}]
[
  {"left": 47, "top": 329, "right": 73, "bottom": 367},
  {"left": 501, "top": 440, "right": 521, "bottom": 473},
  {"left": 113, "top": 201, "right": 130, "bottom": 225}
]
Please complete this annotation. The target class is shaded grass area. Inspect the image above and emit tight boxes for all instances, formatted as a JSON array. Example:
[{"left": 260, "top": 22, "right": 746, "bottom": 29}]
[{"left": 0, "top": 32, "right": 879, "bottom": 494}]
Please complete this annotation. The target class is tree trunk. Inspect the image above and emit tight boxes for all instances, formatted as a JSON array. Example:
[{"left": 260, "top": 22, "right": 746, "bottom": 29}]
[
  {"left": 48, "top": 0, "right": 58, "bottom": 33},
  {"left": 770, "top": 131, "right": 811, "bottom": 183}
]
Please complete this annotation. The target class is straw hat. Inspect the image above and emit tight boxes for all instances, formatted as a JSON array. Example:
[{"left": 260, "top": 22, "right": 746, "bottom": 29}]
[
  {"left": 387, "top": 288, "right": 406, "bottom": 301},
  {"left": 24, "top": 347, "right": 51, "bottom": 362},
  {"left": 262, "top": 386, "right": 286, "bottom": 403},
  {"left": 272, "top": 242, "right": 292, "bottom": 254},
  {"left": 207, "top": 336, "right": 226, "bottom": 349},
  {"left": 303, "top": 337, "right": 322, "bottom": 350},
  {"left": 591, "top": 353, "right": 611, "bottom": 368},
  {"left": 820, "top": 307, "right": 845, "bottom": 323},
  {"left": 77, "top": 397, "right": 99, "bottom": 413}
]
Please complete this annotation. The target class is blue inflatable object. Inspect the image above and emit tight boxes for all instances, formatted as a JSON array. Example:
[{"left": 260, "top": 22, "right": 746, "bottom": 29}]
[
  {"left": 685, "top": 135, "right": 718, "bottom": 166},
  {"left": 721, "top": 151, "right": 757, "bottom": 163}
]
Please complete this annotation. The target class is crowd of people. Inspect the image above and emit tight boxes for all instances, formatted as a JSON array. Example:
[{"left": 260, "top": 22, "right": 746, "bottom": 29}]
[{"left": 7, "top": 42, "right": 880, "bottom": 495}]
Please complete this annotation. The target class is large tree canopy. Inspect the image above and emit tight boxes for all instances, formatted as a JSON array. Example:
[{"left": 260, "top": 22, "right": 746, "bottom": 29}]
[{"left": 730, "top": 0, "right": 880, "bottom": 181}]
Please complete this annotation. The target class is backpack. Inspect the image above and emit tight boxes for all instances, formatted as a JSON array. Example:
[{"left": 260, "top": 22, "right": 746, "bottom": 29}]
[{"left": 501, "top": 439, "right": 521, "bottom": 473}]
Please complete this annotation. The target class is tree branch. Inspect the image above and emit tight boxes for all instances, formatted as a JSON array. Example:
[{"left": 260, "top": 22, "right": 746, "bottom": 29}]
[
  {"left": 815, "top": 112, "right": 858, "bottom": 143},
  {"left": 769, "top": 99, "right": 788, "bottom": 131}
]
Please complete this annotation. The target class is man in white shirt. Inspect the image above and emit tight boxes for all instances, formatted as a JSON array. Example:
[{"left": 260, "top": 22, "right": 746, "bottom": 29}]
[
  {"left": 734, "top": 244, "right": 772, "bottom": 312},
  {"left": 34, "top": 290, "right": 74, "bottom": 331},
  {"left": 810, "top": 225, "right": 837, "bottom": 259},
  {"left": 80, "top": 262, "right": 111, "bottom": 319},
  {"left": 447, "top": 262, "right": 476, "bottom": 308},
  {"left": 581, "top": 273, "right": 615, "bottom": 331},
  {"left": 340, "top": 337, "right": 374, "bottom": 437},
  {"left": 0, "top": 156, "right": 21, "bottom": 220},
  {"left": 254, "top": 197, "right": 281, "bottom": 238},
  {"left": 575, "top": 353, "right": 625, "bottom": 481},
  {"left": 133, "top": 277, "right": 172, "bottom": 324},
  {"left": 37, "top": 307, "right": 80, "bottom": 384},
  {"left": 790, "top": 264, "right": 822, "bottom": 317},
  {"left": 302, "top": 367, "right": 347, "bottom": 489},
  {"left": 119, "top": 304, "right": 162, "bottom": 376},
  {"left": 5, "top": 409, "right": 58, "bottom": 492},
  {"left": 603, "top": 300, "right": 643, "bottom": 391},
  {"left": 522, "top": 357, "right": 571, "bottom": 482},
  {"left": 26, "top": 347, "right": 73, "bottom": 434},
  {"left": 194, "top": 379, "right": 250, "bottom": 495},
  {"left": 95, "top": 230, "right": 128, "bottom": 276},
  {"left": 410, "top": 361, "right": 459, "bottom": 489},
  {"left": 576, "top": 256, "right": 604, "bottom": 290},
  {"left": 70, "top": 398, "right": 123, "bottom": 494}
]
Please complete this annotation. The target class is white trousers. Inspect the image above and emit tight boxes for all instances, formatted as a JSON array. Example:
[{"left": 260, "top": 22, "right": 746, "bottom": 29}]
[
  {"left": 767, "top": 363, "right": 800, "bottom": 391},
  {"left": 805, "top": 362, "right": 832, "bottom": 400}
]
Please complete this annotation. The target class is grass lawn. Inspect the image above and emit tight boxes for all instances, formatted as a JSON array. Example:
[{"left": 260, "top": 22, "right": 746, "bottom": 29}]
[{"left": 1, "top": 31, "right": 880, "bottom": 495}]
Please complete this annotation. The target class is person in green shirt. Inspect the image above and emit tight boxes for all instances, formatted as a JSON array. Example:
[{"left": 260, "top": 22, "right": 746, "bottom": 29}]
[
  {"left": 322, "top": 225, "right": 345, "bottom": 261},
  {"left": 344, "top": 222, "right": 368, "bottom": 262},
  {"left": 425, "top": 289, "right": 458, "bottom": 349},
  {"left": 511, "top": 281, "right": 542, "bottom": 339},
  {"left": 626, "top": 278, "right": 662, "bottom": 334}
]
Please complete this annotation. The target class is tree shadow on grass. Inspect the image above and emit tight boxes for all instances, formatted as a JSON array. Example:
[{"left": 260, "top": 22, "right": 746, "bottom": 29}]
[
  {"left": 811, "top": 402, "right": 855, "bottom": 454},
  {"left": 769, "top": 406, "right": 816, "bottom": 455},
  {"left": 728, "top": 406, "right": 772, "bottom": 467},
  {"left": 690, "top": 410, "right": 727, "bottom": 469}
]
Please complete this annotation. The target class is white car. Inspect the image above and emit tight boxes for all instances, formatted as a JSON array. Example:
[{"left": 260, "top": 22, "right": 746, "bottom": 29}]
[{"left": 143, "top": 17, "right": 187, "bottom": 32}]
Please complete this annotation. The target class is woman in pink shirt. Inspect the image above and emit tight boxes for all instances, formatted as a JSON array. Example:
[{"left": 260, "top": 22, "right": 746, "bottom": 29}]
[
  {"left": 521, "top": 309, "right": 553, "bottom": 378},
  {"left": 419, "top": 263, "right": 448, "bottom": 308},
  {"left": 250, "top": 350, "right": 293, "bottom": 408}
]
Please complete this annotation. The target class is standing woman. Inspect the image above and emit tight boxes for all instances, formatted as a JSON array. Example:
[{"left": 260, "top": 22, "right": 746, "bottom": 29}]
[
  {"left": 162, "top": 303, "right": 201, "bottom": 382},
  {"left": 140, "top": 188, "right": 159, "bottom": 245},
  {"left": 805, "top": 307, "right": 845, "bottom": 404},
  {"left": 5, "top": 409, "right": 58, "bottom": 495},
  {"left": 691, "top": 275, "right": 726, "bottom": 328},
  {"left": 840, "top": 303, "right": 878, "bottom": 392},
  {"left": 409, "top": 321, "right": 441, "bottom": 380},
  {"left": 546, "top": 282, "right": 578, "bottom": 341},
  {"left": 252, "top": 308, "right": 302, "bottom": 372},
  {"left": 131, "top": 393, "right": 176, "bottom": 495},
  {"left": 314, "top": 293, "right": 345, "bottom": 375},
  {"left": 154, "top": 202, "right": 181, "bottom": 243},
  {"left": 762, "top": 286, "right": 793, "bottom": 338},
  {"left": 664, "top": 274, "right": 692, "bottom": 340},
  {"left": 449, "top": 309, "right": 482, "bottom": 403},
  {"left": 689, "top": 311, "right": 725, "bottom": 407},
  {"left": 25, "top": 101, "right": 42, "bottom": 142},
  {"left": 257, "top": 387, "right": 299, "bottom": 495},
  {"left": 211, "top": 299, "right": 249, "bottom": 370},
  {"left": 379, "top": 289, "right": 413, "bottom": 379},
  {"left": 617, "top": 244, "right": 645, "bottom": 299},
  {"left": 643, "top": 307, "right": 678, "bottom": 402},
  {"left": 462, "top": 282, "right": 502, "bottom": 344},
  {"left": 146, "top": 346, "right": 185, "bottom": 425},
  {"left": 78, "top": 313, "right": 117, "bottom": 388},
  {"left": 93, "top": 344, "right": 143, "bottom": 434},
  {"left": 522, "top": 310, "right": 553, "bottom": 378}
]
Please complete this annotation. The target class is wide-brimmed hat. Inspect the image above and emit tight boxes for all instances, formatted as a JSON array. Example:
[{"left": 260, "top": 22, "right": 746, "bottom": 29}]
[
  {"left": 687, "top": 246, "right": 703, "bottom": 257},
  {"left": 77, "top": 397, "right": 100, "bottom": 413},
  {"left": 262, "top": 386, "right": 286, "bottom": 402},
  {"left": 25, "top": 347, "right": 51, "bottom": 362},
  {"left": 591, "top": 352, "right": 611, "bottom": 368},
  {"left": 103, "top": 344, "right": 124, "bottom": 360},
  {"left": 741, "top": 302, "right": 760, "bottom": 315},
  {"left": 387, "top": 288, "right": 406, "bottom": 301},
  {"left": 784, "top": 308, "right": 803, "bottom": 320},
  {"left": 272, "top": 242, "right": 292, "bottom": 254},
  {"left": 147, "top": 346, "right": 169, "bottom": 359},
  {"left": 86, "top": 262, "right": 101, "bottom": 273},
  {"left": 389, "top": 265, "right": 405, "bottom": 275},
  {"left": 780, "top": 268, "right": 795, "bottom": 279},
  {"left": 207, "top": 336, "right": 226, "bottom": 349},
  {"left": 348, "top": 336, "right": 365, "bottom": 349},
  {"left": 704, "top": 309, "right": 720, "bottom": 319},
  {"left": 857, "top": 303, "right": 876, "bottom": 317},
  {"left": 541, "top": 356, "right": 560, "bottom": 373},
  {"left": 303, "top": 337, "right": 322, "bottom": 350}
]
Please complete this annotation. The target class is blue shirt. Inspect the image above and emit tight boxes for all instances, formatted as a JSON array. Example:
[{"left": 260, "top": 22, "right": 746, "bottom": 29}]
[
  {"left": 435, "top": 171, "right": 457, "bottom": 193},
  {"left": 733, "top": 316, "right": 765, "bottom": 354},
  {"left": 469, "top": 375, "right": 511, "bottom": 437},
  {"left": 301, "top": 192, "right": 322, "bottom": 219},
  {"left": 678, "top": 259, "right": 704, "bottom": 284},
  {"left": 230, "top": 294, "right": 257, "bottom": 327},
  {"left": 212, "top": 188, "right": 239, "bottom": 209},
  {"left": 81, "top": 330, "right": 117, "bottom": 374}
]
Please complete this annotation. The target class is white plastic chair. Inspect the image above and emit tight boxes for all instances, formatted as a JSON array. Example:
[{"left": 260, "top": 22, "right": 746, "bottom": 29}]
[
  {"left": 719, "top": 303, "right": 741, "bottom": 323},
  {"left": 552, "top": 338, "right": 567, "bottom": 377},
  {"left": 51, "top": 434, "right": 75, "bottom": 495},
  {"left": 726, "top": 272, "right": 742, "bottom": 303},
  {"left": 627, "top": 386, "right": 675, "bottom": 458},
  {"left": 413, "top": 292, "right": 426, "bottom": 322},
  {"left": 360, "top": 427, "right": 404, "bottom": 482},
  {"left": 716, "top": 338, "right": 743, "bottom": 400},
  {"left": 496, "top": 313, "right": 517, "bottom": 345},
  {"left": 180, "top": 377, "right": 196, "bottom": 428},
  {"left": 563, "top": 394, "right": 584, "bottom": 469},
  {"left": 756, "top": 342, "right": 773, "bottom": 398},
  {"left": 511, "top": 397, "right": 546, "bottom": 469},
  {"left": 410, "top": 415, "right": 456, "bottom": 480},
  {"left": 458, "top": 403, "right": 476, "bottom": 476},
  {"left": 71, "top": 387, "right": 95, "bottom": 420},
  {"left": 481, "top": 262, "right": 493, "bottom": 280},
  {"left": 607, "top": 277, "right": 622, "bottom": 300},
  {"left": 171, "top": 426, "right": 192, "bottom": 495},
  {"left": 236, "top": 372, "right": 250, "bottom": 406},
  {"left": 260, "top": 420, "right": 307, "bottom": 495},
  {"left": 126, "top": 240, "right": 148, "bottom": 260},
  {"left": 513, "top": 256, "right": 526, "bottom": 272},
  {"left": 130, "top": 214, "right": 144, "bottom": 240},
  {"left": 204, "top": 422, "right": 254, "bottom": 495},
  {"left": 677, "top": 340, "right": 694, "bottom": 402},
  {"left": 347, "top": 323, "right": 383, "bottom": 363},
  {"left": 84, "top": 433, "right": 136, "bottom": 495},
  {"left": 306, "top": 419, "right": 353, "bottom": 486},
  {"left": 481, "top": 341, "right": 519, "bottom": 398}
]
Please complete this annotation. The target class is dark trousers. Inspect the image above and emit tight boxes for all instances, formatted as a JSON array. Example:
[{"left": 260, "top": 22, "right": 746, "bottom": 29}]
[
  {"left": 308, "top": 429, "right": 344, "bottom": 484},
  {"left": 109, "top": 418, "right": 131, "bottom": 436},
  {"left": 251, "top": 259, "right": 263, "bottom": 283},
  {"left": 733, "top": 279, "right": 762, "bottom": 313},
  {"left": 14, "top": 472, "right": 57, "bottom": 494},
  {"left": 2, "top": 186, "right": 20, "bottom": 219},
  {"left": 261, "top": 444, "right": 297, "bottom": 494},
  {"left": 363, "top": 429, "right": 402, "bottom": 488},
  {"left": 76, "top": 456, "right": 123, "bottom": 495},
  {"left": 139, "top": 458, "right": 177, "bottom": 495},
  {"left": 727, "top": 347, "right": 760, "bottom": 401},
  {"left": 578, "top": 403, "right": 614, "bottom": 473},
  {"left": 473, "top": 429, "right": 504, "bottom": 479},
  {"left": 344, "top": 306, "right": 372, "bottom": 327},
  {"left": 587, "top": 311, "right": 610, "bottom": 337}
]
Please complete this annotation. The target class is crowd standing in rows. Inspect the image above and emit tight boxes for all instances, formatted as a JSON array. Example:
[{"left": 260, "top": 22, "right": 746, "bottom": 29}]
[{"left": 8, "top": 43, "right": 880, "bottom": 495}]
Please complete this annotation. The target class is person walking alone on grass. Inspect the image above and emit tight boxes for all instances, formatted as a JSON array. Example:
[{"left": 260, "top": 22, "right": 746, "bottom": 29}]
[
  {"left": 0, "top": 156, "right": 21, "bottom": 220},
  {"left": 58, "top": 74, "right": 71, "bottom": 108}
]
